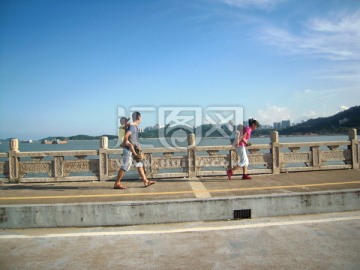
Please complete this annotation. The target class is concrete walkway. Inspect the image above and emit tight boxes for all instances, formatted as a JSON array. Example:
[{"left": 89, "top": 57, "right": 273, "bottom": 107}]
[
  {"left": 0, "top": 169, "right": 359, "bottom": 228},
  {"left": 1, "top": 211, "right": 359, "bottom": 270}
]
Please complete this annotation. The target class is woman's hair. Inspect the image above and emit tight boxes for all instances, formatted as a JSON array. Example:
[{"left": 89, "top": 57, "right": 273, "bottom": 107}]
[{"left": 248, "top": 118, "right": 259, "bottom": 127}]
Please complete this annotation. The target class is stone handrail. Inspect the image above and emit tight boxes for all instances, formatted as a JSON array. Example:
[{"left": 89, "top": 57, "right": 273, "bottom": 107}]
[{"left": 0, "top": 129, "right": 358, "bottom": 183}]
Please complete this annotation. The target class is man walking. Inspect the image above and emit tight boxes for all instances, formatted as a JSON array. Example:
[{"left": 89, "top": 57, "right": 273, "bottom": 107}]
[{"left": 114, "top": 111, "right": 156, "bottom": 189}]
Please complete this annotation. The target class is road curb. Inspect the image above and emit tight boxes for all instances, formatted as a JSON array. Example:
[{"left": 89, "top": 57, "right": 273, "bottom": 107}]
[{"left": 1, "top": 189, "right": 359, "bottom": 229}]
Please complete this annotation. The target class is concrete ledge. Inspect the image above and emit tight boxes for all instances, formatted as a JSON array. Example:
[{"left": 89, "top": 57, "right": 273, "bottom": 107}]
[{"left": 1, "top": 189, "right": 359, "bottom": 229}]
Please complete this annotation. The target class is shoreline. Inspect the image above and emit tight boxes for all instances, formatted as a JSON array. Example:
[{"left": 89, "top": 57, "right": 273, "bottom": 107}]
[
  {"left": 0, "top": 133, "right": 355, "bottom": 143},
  {"left": 1, "top": 130, "right": 354, "bottom": 142}
]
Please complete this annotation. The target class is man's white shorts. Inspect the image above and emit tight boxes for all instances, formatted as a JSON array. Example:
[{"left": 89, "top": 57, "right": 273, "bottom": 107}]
[
  {"left": 235, "top": 146, "right": 249, "bottom": 167},
  {"left": 121, "top": 148, "right": 143, "bottom": 171}
]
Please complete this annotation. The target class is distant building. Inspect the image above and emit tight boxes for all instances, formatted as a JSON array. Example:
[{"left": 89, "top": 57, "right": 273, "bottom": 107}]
[
  {"left": 260, "top": 124, "right": 272, "bottom": 129},
  {"left": 144, "top": 126, "right": 153, "bottom": 132},
  {"left": 273, "top": 122, "right": 282, "bottom": 130},
  {"left": 153, "top": 124, "right": 164, "bottom": 129},
  {"left": 282, "top": 120, "right": 291, "bottom": 129},
  {"left": 144, "top": 124, "right": 165, "bottom": 132}
]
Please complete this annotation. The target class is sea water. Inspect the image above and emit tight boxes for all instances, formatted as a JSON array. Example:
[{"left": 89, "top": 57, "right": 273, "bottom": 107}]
[{"left": 0, "top": 135, "right": 356, "bottom": 153}]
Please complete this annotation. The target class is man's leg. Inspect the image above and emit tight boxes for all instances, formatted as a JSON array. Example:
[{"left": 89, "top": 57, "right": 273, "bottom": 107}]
[
  {"left": 114, "top": 149, "right": 132, "bottom": 189},
  {"left": 114, "top": 169, "right": 127, "bottom": 189},
  {"left": 136, "top": 166, "right": 156, "bottom": 187}
]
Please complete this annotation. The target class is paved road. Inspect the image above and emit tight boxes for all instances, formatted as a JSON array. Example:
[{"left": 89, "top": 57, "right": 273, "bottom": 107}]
[
  {"left": 1, "top": 170, "right": 360, "bottom": 204},
  {"left": 1, "top": 211, "right": 359, "bottom": 270}
]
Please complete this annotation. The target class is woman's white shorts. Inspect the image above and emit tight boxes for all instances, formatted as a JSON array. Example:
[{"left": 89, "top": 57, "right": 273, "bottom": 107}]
[{"left": 235, "top": 146, "right": 249, "bottom": 167}]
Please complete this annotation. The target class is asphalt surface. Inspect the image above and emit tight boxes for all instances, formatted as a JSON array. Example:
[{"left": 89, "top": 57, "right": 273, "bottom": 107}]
[{"left": 1, "top": 169, "right": 360, "bottom": 205}]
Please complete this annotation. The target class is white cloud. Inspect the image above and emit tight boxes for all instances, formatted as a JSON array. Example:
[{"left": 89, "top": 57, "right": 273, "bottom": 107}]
[
  {"left": 257, "top": 104, "right": 291, "bottom": 125},
  {"left": 302, "top": 110, "right": 317, "bottom": 120},
  {"left": 220, "top": 0, "right": 285, "bottom": 10},
  {"left": 299, "top": 106, "right": 351, "bottom": 122},
  {"left": 259, "top": 10, "right": 360, "bottom": 61},
  {"left": 314, "top": 62, "right": 360, "bottom": 83},
  {"left": 297, "top": 110, "right": 332, "bottom": 122},
  {"left": 293, "top": 88, "right": 345, "bottom": 102}
]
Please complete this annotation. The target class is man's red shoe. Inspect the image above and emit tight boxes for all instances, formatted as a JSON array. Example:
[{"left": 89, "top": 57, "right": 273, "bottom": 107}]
[
  {"left": 242, "top": 174, "right": 252, "bottom": 180},
  {"left": 226, "top": 169, "right": 233, "bottom": 180}
]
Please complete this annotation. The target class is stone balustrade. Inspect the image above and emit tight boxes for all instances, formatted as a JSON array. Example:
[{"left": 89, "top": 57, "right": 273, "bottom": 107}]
[{"left": 0, "top": 129, "right": 358, "bottom": 183}]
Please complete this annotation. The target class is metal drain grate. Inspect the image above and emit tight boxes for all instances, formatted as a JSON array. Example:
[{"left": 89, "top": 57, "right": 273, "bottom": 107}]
[{"left": 234, "top": 209, "right": 251, "bottom": 219}]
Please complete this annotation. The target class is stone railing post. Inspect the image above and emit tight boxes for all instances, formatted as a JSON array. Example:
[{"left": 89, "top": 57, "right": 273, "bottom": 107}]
[
  {"left": 270, "top": 131, "right": 280, "bottom": 174},
  {"left": 187, "top": 134, "right": 196, "bottom": 178},
  {"left": 349, "top": 128, "right": 359, "bottom": 169},
  {"left": 99, "top": 136, "right": 109, "bottom": 181},
  {"left": 310, "top": 146, "right": 321, "bottom": 168},
  {"left": 188, "top": 133, "right": 195, "bottom": 147},
  {"left": 9, "top": 138, "right": 19, "bottom": 182},
  {"left": 53, "top": 156, "right": 64, "bottom": 179}
]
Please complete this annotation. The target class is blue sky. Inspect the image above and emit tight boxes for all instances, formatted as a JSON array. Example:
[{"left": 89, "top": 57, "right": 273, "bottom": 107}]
[{"left": 1, "top": 0, "right": 359, "bottom": 139}]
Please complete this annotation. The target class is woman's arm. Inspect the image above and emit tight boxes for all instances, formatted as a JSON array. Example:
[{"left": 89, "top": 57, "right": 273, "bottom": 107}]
[{"left": 240, "top": 131, "right": 249, "bottom": 145}]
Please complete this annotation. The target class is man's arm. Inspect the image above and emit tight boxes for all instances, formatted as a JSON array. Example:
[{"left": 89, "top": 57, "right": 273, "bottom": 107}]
[{"left": 123, "top": 131, "right": 139, "bottom": 157}]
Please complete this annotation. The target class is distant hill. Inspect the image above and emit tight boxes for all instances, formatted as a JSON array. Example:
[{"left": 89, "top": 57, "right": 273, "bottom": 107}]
[
  {"left": 68, "top": 134, "right": 117, "bottom": 140},
  {"left": 282, "top": 105, "right": 360, "bottom": 135},
  {"left": 40, "top": 134, "right": 117, "bottom": 141}
]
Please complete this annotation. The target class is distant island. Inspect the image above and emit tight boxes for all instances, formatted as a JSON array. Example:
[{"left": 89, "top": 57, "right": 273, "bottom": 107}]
[
  {"left": 1, "top": 106, "right": 359, "bottom": 142},
  {"left": 39, "top": 134, "right": 118, "bottom": 141}
]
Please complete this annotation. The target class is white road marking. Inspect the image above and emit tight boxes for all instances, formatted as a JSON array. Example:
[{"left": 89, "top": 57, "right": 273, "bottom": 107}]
[{"left": 188, "top": 178, "right": 211, "bottom": 198}]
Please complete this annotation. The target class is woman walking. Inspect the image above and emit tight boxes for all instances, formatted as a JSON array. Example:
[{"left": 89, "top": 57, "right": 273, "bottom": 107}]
[{"left": 227, "top": 118, "right": 259, "bottom": 180}]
